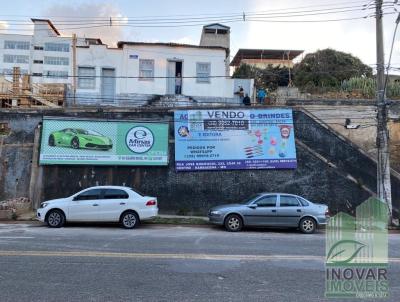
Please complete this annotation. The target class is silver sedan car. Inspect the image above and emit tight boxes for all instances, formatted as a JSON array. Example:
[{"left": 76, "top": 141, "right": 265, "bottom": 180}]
[{"left": 208, "top": 193, "right": 329, "bottom": 233}]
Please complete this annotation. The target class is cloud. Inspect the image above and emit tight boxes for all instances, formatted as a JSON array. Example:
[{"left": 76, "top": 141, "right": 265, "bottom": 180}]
[
  {"left": 43, "top": 3, "right": 128, "bottom": 46},
  {"left": 245, "top": 0, "right": 399, "bottom": 67},
  {"left": 0, "top": 20, "right": 9, "bottom": 31}
]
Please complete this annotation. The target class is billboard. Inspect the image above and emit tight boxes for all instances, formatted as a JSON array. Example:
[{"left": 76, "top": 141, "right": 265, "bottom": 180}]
[
  {"left": 40, "top": 118, "right": 169, "bottom": 166},
  {"left": 174, "top": 109, "right": 297, "bottom": 171}
]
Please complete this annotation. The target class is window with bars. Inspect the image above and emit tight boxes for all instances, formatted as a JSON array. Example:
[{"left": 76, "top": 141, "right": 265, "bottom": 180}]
[
  {"left": 3, "top": 54, "right": 29, "bottom": 64},
  {"left": 196, "top": 62, "right": 211, "bottom": 83},
  {"left": 4, "top": 40, "right": 30, "bottom": 50},
  {"left": 45, "top": 70, "right": 68, "bottom": 79},
  {"left": 139, "top": 59, "right": 154, "bottom": 81},
  {"left": 78, "top": 67, "right": 96, "bottom": 89},
  {"left": 44, "top": 42, "right": 70, "bottom": 52},
  {"left": 44, "top": 56, "right": 69, "bottom": 66}
]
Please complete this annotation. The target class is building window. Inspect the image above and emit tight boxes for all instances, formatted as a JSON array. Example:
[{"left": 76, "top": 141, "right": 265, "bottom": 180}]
[
  {"left": 205, "top": 28, "right": 216, "bottom": 34},
  {"left": 44, "top": 43, "right": 69, "bottom": 52},
  {"left": 1, "top": 68, "right": 28, "bottom": 75},
  {"left": 33, "top": 60, "right": 43, "bottom": 64},
  {"left": 78, "top": 67, "right": 96, "bottom": 89},
  {"left": 34, "top": 46, "right": 44, "bottom": 50},
  {"left": 32, "top": 73, "right": 43, "bottom": 77},
  {"left": 44, "top": 56, "right": 69, "bottom": 66},
  {"left": 196, "top": 62, "right": 211, "bottom": 83},
  {"left": 3, "top": 54, "right": 29, "bottom": 64},
  {"left": 4, "top": 40, "right": 30, "bottom": 50},
  {"left": 139, "top": 59, "right": 154, "bottom": 81},
  {"left": 45, "top": 70, "right": 68, "bottom": 79}
]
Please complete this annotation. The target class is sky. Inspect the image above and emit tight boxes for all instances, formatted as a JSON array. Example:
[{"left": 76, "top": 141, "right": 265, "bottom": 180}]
[{"left": 0, "top": 0, "right": 400, "bottom": 70}]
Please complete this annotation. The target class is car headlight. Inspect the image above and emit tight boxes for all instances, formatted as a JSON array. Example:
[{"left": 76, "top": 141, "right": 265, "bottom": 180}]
[
  {"left": 210, "top": 210, "right": 221, "bottom": 215},
  {"left": 40, "top": 202, "right": 49, "bottom": 208}
]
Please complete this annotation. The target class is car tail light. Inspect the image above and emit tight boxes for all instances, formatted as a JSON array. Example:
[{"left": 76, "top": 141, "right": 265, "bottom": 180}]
[
  {"left": 146, "top": 200, "right": 157, "bottom": 206},
  {"left": 325, "top": 208, "right": 330, "bottom": 217}
]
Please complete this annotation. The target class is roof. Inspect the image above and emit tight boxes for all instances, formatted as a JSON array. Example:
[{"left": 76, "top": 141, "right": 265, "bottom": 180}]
[
  {"left": 117, "top": 41, "right": 227, "bottom": 51},
  {"left": 85, "top": 38, "right": 103, "bottom": 45},
  {"left": 203, "top": 23, "right": 230, "bottom": 30},
  {"left": 230, "top": 49, "right": 304, "bottom": 66},
  {"left": 31, "top": 18, "right": 60, "bottom": 36}
]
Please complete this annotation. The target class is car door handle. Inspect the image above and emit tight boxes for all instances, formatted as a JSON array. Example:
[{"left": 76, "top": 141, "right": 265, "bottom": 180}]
[
  {"left": 120, "top": 202, "right": 126, "bottom": 205},
  {"left": 92, "top": 203, "right": 99, "bottom": 206},
  {"left": 297, "top": 209, "right": 302, "bottom": 212},
  {"left": 271, "top": 209, "right": 276, "bottom": 212}
]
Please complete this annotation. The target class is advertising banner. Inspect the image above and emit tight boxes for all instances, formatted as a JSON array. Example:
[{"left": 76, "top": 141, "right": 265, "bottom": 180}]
[
  {"left": 40, "top": 118, "right": 169, "bottom": 166},
  {"left": 174, "top": 109, "right": 297, "bottom": 171}
]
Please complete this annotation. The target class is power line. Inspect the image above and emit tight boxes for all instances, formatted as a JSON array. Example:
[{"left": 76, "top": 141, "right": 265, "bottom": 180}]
[
  {"left": 0, "top": 0, "right": 375, "bottom": 20},
  {"left": 0, "top": 67, "right": 376, "bottom": 79},
  {"left": 0, "top": 1, "right": 393, "bottom": 32},
  {"left": 0, "top": 3, "right": 379, "bottom": 25}
]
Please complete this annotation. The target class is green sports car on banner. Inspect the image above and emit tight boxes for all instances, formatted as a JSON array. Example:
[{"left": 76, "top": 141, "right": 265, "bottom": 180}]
[
  {"left": 40, "top": 119, "right": 168, "bottom": 165},
  {"left": 48, "top": 128, "right": 113, "bottom": 151}
]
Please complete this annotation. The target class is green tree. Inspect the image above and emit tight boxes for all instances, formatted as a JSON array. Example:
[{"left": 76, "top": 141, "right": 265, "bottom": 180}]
[
  {"left": 293, "top": 48, "right": 373, "bottom": 89},
  {"left": 232, "top": 64, "right": 290, "bottom": 91}
]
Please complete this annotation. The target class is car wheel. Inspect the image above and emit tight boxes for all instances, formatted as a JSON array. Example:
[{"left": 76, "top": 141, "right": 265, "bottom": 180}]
[
  {"left": 48, "top": 135, "right": 55, "bottom": 146},
  {"left": 121, "top": 211, "right": 139, "bottom": 229},
  {"left": 71, "top": 137, "right": 80, "bottom": 149},
  {"left": 224, "top": 214, "right": 243, "bottom": 232},
  {"left": 299, "top": 217, "right": 316, "bottom": 234},
  {"left": 46, "top": 210, "right": 65, "bottom": 228}
]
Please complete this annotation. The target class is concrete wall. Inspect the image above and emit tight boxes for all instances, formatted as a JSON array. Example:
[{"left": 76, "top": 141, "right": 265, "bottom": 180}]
[
  {"left": 0, "top": 112, "right": 39, "bottom": 199},
  {"left": 0, "top": 107, "right": 399, "bottom": 219},
  {"left": 285, "top": 99, "right": 400, "bottom": 172}
]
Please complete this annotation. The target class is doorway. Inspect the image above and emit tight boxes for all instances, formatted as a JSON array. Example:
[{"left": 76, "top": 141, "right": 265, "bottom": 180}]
[
  {"left": 166, "top": 60, "right": 183, "bottom": 95},
  {"left": 101, "top": 68, "right": 116, "bottom": 103}
]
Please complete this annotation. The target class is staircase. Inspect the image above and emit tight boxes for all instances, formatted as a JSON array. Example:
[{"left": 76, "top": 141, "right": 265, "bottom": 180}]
[
  {"left": 149, "top": 95, "right": 198, "bottom": 108},
  {"left": 295, "top": 108, "right": 400, "bottom": 222}
]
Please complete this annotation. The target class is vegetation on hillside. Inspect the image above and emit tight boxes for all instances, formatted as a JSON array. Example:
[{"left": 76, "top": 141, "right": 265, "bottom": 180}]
[{"left": 232, "top": 48, "right": 400, "bottom": 99}]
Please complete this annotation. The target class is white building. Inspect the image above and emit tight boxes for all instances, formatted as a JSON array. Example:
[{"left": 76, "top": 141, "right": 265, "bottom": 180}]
[
  {"left": 0, "top": 19, "right": 82, "bottom": 84},
  {"left": 74, "top": 41, "right": 241, "bottom": 106},
  {"left": 0, "top": 20, "right": 253, "bottom": 106}
]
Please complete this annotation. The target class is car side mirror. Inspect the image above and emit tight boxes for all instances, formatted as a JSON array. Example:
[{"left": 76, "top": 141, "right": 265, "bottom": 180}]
[
  {"left": 248, "top": 204, "right": 257, "bottom": 209},
  {"left": 72, "top": 196, "right": 79, "bottom": 201}
]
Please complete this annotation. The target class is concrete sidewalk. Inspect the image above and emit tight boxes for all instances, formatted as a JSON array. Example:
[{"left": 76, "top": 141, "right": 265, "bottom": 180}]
[{"left": 0, "top": 211, "right": 210, "bottom": 225}]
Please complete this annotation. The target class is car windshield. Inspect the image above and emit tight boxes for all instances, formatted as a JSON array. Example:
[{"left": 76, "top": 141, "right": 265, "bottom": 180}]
[
  {"left": 75, "top": 129, "right": 102, "bottom": 136},
  {"left": 241, "top": 194, "right": 262, "bottom": 204}
]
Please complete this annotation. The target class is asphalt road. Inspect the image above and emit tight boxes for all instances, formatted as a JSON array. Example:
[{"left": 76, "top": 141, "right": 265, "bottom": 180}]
[{"left": 0, "top": 223, "right": 399, "bottom": 302}]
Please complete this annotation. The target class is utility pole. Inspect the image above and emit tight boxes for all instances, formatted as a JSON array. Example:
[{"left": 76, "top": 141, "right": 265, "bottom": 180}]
[
  {"left": 72, "top": 33, "right": 77, "bottom": 106},
  {"left": 375, "top": 0, "right": 393, "bottom": 223}
]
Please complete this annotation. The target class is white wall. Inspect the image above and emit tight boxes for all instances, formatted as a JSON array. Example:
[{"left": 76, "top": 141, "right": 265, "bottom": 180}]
[
  {"left": 0, "top": 34, "right": 31, "bottom": 76},
  {"left": 75, "top": 44, "right": 234, "bottom": 99},
  {"left": 0, "top": 21, "right": 73, "bottom": 85},
  {"left": 76, "top": 45, "right": 122, "bottom": 94},
  {"left": 31, "top": 35, "right": 72, "bottom": 84},
  {"left": 123, "top": 45, "right": 233, "bottom": 98}
]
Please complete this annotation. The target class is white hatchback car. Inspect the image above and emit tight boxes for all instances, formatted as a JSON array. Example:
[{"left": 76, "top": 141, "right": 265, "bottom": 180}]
[{"left": 36, "top": 186, "right": 158, "bottom": 229}]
